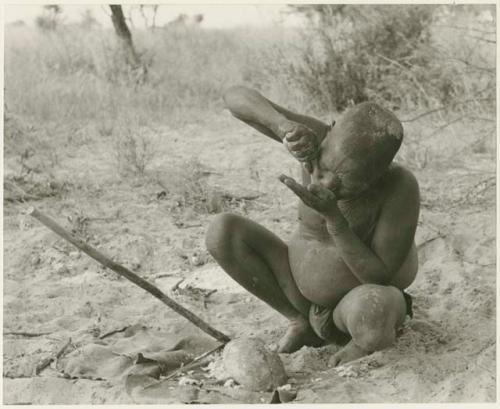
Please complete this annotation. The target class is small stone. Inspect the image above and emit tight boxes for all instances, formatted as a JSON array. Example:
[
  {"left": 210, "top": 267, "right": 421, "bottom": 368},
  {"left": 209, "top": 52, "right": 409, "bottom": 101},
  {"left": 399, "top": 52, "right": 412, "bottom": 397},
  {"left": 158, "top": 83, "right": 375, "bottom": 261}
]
[
  {"left": 190, "top": 253, "right": 205, "bottom": 266},
  {"left": 277, "top": 387, "right": 297, "bottom": 403},
  {"left": 57, "top": 266, "right": 71, "bottom": 276},
  {"left": 223, "top": 379, "right": 237, "bottom": 388},
  {"left": 178, "top": 376, "right": 201, "bottom": 387},
  {"left": 30, "top": 255, "right": 41, "bottom": 266}
]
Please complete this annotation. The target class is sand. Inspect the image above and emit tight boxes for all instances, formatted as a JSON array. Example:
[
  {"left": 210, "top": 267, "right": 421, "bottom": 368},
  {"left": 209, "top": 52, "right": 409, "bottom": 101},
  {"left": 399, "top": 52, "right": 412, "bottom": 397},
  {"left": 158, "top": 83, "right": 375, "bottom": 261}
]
[{"left": 3, "top": 115, "right": 495, "bottom": 403}]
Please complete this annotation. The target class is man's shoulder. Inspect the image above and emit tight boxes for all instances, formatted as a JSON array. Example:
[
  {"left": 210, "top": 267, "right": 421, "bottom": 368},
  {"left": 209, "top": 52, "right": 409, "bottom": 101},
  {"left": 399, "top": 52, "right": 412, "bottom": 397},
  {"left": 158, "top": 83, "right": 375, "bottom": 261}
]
[
  {"left": 385, "top": 163, "right": 419, "bottom": 189},
  {"left": 378, "top": 164, "right": 420, "bottom": 206}
]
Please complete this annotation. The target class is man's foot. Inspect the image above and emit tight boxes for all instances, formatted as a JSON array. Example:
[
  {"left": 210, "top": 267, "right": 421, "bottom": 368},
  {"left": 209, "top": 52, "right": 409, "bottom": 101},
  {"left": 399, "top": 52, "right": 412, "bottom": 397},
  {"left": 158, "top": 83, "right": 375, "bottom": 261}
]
[
  {"left": 329, "top": 340, "right": 370, "bottom": 366},
  {"left": 278, "top": 317, "right": 324, "bottom": 354}
]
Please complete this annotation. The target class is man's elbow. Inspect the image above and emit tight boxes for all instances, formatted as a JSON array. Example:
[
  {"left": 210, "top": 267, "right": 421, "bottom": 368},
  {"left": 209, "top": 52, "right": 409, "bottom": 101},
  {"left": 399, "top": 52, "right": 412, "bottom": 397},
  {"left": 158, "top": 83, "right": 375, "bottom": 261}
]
[{"left": 223, "top": 85, "right": 249, "bottom": 111}]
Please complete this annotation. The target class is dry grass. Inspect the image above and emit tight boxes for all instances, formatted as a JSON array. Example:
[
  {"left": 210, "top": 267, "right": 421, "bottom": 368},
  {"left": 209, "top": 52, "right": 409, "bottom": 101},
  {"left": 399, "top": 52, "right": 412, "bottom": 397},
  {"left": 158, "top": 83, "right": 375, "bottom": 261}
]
[
  {"left": 154, "top": 159, "right": 235, "bottom": 215},
  {"left": 4, "top": 24, "right": 279, "bottom": 127},
  {"left": 4, "top": 5, "right": 495, "bottom": 212}
]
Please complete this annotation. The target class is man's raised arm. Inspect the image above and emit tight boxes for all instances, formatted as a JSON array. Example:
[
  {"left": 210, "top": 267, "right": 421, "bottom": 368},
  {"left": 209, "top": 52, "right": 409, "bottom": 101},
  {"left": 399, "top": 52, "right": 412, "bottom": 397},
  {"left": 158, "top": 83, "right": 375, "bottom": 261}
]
[{"left": 223, "top": 86, "right": 330, "bottom": 143}]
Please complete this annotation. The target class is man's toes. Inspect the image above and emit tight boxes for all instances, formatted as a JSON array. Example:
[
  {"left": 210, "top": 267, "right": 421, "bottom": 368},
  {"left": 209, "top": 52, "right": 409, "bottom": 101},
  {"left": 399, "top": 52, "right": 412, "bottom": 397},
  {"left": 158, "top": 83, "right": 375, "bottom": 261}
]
[
  {"left": 330, "top": 353, "right": 342, "bottom": 367},
  {"left": 329, "top": 341, "right": 370, "bottom": 367},
  {"left": 277, "top": 322, "right": 324, "bottom": 354}
]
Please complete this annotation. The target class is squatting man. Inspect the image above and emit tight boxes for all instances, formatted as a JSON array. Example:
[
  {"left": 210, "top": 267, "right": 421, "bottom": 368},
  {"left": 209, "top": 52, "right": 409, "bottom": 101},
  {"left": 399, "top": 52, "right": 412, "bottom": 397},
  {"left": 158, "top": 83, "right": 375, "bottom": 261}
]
[{"left": 206, "top": 86, "right": 419, "bottom": 365}]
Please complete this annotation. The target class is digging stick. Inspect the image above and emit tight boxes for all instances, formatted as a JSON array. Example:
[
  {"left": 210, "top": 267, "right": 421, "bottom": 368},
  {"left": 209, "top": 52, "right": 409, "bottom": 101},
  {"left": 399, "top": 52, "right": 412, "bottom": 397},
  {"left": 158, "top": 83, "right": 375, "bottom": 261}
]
[{"left": 27, "top": 207, "right": 231, "bottom": 344}]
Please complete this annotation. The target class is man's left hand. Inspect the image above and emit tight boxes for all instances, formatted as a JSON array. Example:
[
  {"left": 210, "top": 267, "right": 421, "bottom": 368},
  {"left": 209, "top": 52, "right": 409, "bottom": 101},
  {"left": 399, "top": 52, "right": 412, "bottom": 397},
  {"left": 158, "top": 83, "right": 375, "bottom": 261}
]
[{"left": 278, "top": 175, "right": 339, "bottom": 217}]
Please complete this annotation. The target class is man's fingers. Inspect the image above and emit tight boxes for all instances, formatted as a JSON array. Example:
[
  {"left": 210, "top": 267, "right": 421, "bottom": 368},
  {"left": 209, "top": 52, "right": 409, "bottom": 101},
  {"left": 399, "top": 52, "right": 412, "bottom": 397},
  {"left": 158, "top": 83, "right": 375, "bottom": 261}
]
[
  {"left": 284, "top": 124, "right": 315, "bottom": 142},
  {"left": 279, "top": 174, "right": 304, "bottom": 194},
  {"left": 297, "top": 151, "right": 318, "bottom": 162},
  {"left": 308, "top": 183, "right": 331, "bottom": 196},
  {"left": 308, "top": 183, "right": 336, "bottom": 200},
  {"left": 284, "top": 140, "right": 315, "bottom": 162},
  {"left": 283, "top": 129, "right": 302, "bottom": 142},
  {"left": 285, "top": 138, "right": 316, "bottom": 159},
  {"left": 286, "top": 139, "right": 311, "bottom": 151},
  {"left": 279, "top": 175, "right": 317, "bottom": 204}
]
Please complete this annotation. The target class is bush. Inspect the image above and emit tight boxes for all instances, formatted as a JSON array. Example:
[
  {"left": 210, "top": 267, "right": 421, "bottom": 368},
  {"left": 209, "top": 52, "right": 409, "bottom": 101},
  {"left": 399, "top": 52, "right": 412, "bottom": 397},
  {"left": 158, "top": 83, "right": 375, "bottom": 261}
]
[
  {"left": 265, "top": 4, "right": 495, "bottom": 120},
  {"left": 112, "top": 122, "right": 158, "bottom": 175},
  {"left": 264, "top": 5, "right": 437, "bottom": 113}
]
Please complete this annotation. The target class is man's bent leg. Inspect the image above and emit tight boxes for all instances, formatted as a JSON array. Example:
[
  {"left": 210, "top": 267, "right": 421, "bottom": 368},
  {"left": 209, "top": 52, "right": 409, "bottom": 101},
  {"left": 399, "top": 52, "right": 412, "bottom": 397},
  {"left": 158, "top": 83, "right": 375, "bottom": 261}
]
[
  {"left": 205, "top": 212, "right": 322, "bottom": 352},
  {"left": 330, "top": 284, "right": 407, "bottom": 366}
]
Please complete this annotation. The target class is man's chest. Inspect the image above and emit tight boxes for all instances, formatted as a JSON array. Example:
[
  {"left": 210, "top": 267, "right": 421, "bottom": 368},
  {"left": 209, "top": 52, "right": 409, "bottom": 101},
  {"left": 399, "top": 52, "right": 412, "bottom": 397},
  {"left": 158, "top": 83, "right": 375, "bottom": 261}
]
[
  {"left": 338, "top": 190, "right": 384, "bottom": 241},
  {"left": 298, "top": 185, "right": 385, "bottom": 243}
]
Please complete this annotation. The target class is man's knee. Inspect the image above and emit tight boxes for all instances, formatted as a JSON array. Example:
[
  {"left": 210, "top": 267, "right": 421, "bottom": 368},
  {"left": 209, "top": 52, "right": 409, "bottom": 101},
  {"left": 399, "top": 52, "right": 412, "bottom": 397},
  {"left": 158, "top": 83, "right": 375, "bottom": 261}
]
[
  {"left": 341, "top": 284, "right": 403, "bottom": 351},
  {"left": 205, "top": 212, "right": 241, "bottom": 258}
]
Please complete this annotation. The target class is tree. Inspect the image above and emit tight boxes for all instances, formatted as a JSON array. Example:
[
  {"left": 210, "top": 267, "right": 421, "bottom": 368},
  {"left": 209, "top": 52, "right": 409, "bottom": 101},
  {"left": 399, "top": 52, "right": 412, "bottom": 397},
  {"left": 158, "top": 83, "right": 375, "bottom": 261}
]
[{"left": 109, "top": 5, "right": 141, "bottom": 68}]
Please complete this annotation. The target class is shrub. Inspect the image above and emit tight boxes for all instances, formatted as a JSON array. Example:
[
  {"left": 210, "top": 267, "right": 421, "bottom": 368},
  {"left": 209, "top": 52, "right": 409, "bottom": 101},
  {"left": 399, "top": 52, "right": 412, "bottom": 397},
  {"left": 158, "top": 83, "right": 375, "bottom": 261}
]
[
  {"left": 265, "top": 5, "right": 437, "bottom": 113},
  {"left": 112, "top": 123, "right": 158, "bottom": 175},
  {"left": 265, "top": 4, "right": 495, "bottom": 121}
]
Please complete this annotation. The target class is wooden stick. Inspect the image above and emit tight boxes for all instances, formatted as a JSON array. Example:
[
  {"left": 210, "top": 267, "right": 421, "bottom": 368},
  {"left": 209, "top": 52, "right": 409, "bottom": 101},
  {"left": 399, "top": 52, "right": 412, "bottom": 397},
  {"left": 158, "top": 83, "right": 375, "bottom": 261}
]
[
  {"left": 28, "top": 207, "right": 231, "bottom": 344},
  {"left": 35, "top": 338, "right": 72, "bottom": 375}
]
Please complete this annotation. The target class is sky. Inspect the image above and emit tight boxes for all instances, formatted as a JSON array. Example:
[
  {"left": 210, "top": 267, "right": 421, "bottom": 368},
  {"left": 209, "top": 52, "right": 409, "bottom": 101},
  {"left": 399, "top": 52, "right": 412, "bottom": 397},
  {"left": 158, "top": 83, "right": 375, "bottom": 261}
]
[{"left": 4, "top": 4, "right": 304, "bottom": 29}]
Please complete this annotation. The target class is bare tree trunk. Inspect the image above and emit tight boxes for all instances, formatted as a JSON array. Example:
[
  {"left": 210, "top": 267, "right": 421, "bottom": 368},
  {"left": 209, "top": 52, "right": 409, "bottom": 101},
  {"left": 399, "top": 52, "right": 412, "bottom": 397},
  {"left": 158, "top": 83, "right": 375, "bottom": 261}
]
[
  {"left": 151, "top": 5, "right": 159, "bottom": 31},
  {"left": 109, "top": 5, "right": 140, "bottom": 68}
]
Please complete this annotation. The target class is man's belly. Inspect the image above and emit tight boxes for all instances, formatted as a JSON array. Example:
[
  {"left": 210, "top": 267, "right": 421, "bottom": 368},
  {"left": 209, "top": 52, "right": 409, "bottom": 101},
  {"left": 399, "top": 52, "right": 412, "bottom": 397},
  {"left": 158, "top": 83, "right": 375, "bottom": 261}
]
[
  {"left": 288, "top": 230, "right": 418, "bottom": 309},
  {"left": 288, "top": 232, "right": 360, "bottom": 308}
]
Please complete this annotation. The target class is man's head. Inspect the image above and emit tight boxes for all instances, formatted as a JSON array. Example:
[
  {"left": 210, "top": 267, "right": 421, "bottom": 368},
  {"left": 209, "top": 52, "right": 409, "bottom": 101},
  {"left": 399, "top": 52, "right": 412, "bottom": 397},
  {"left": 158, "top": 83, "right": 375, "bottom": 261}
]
[{"left": 311, "top": 102, "right": 404, "bottom": 199}]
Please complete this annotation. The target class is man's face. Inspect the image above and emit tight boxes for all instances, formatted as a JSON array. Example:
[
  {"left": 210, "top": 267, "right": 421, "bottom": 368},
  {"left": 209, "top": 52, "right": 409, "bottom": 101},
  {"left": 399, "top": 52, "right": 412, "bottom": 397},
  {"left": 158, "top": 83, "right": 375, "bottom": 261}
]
[
  {"left": 311, "top": 132, "right": 370, "bottom": 200},
  {"left": 310, "top": 102, "right": 403, "bottom": 200}
]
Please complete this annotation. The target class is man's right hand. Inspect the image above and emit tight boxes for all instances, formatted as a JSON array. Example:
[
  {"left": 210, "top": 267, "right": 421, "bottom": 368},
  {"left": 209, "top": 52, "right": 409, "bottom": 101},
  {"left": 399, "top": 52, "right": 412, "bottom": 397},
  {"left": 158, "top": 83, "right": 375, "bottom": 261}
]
[{"left": 279, "top": 120, "right": 320, "bottom": 163}]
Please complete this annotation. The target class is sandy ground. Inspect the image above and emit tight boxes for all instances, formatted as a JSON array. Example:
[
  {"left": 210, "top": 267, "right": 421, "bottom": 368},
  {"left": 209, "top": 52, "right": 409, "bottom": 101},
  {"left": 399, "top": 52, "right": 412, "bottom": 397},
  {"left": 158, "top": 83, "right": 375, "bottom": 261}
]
[{"left": 3, "top": 114, "right": 496, "bottom": 403}]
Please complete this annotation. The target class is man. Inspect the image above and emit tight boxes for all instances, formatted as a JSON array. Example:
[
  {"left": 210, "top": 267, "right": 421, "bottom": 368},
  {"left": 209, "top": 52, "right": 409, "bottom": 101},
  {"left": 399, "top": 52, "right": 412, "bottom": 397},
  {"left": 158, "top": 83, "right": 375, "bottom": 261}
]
[{"left": 206, "top": 86, "right": 419, "bottom": 365}]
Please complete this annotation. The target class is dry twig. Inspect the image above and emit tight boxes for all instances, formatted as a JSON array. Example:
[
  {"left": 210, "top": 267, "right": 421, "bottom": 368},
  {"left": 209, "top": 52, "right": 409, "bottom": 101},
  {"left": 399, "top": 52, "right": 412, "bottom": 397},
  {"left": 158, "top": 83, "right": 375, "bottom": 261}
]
[
  {"left": 144, "top": 343, "right": 226, "bottom": 389},
  {"left": 4, "top": 331, "right": 52, "bottom": 338},
  {"left": 35, "top": 338, "right": 72, "bottom": 375},
  {"left": 99, "top": 326, "right": 130, "bottom": 340}
]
